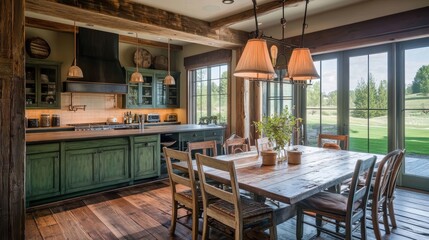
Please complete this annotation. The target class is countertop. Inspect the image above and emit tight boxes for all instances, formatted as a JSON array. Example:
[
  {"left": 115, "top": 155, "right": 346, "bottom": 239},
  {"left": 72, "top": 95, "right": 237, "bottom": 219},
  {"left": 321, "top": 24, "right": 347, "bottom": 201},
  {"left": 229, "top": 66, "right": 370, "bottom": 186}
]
[{"left": 26, "top": 124, "right": 225, "bottom": 144}]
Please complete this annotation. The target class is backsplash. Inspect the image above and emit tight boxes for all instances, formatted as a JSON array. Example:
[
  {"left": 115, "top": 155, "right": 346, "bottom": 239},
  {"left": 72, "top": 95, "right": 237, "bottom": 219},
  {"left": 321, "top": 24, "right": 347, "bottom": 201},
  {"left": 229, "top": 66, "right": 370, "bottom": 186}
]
[{"left": 26, "top": 92, "right": 186, "bottom": 125}]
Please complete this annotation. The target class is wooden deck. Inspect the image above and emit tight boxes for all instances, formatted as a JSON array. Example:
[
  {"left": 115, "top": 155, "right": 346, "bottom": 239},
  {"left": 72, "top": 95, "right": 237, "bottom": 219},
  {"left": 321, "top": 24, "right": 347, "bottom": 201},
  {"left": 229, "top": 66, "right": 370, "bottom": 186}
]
[{"left": 26, "top": 180, "right": 429, "bottom": 240}]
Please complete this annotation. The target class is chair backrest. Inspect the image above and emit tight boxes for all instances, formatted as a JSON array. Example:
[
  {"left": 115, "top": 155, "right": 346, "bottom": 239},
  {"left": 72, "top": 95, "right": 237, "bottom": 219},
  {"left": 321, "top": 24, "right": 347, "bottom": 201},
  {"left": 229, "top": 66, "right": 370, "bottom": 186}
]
[
  {"left": 318, "top": 134, "right": 349, "bottom": 150},
  {"left": 188, "top": 140, "right": 217, "bottom": 157},
  {"left": 387, "top": 149, "right": 406, "bottom": 198},
  {"left": 256, "top": 137, "right": 271, "bottom": 155},
  {"left": 196, "top": 153, "right": 241, "bottom": 226},
  {"left": 371, "top": 149, "right": 403, "bottom": 205},
  {"left": 224, "top": 137, "right": 250, "bottom": 155},
  {"left": 347, "top": 155, "right": 376, "bottom": 217},
  {"left": 163, "top": 147, "right": 198, "bottom": 201}
]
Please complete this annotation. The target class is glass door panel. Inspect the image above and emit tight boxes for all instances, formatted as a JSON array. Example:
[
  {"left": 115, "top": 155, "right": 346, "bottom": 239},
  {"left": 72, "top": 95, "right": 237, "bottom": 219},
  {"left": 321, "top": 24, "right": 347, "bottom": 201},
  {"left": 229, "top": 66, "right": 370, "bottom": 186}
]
[
  {"left": 348, "top": 52, "right": 388, "bottom": 154},
  {"left": 156, "top": 76, "right": 167, "bottom": 106},
  {"left": 25, "top": 65, "right": 37, "bottom": 106},
  {"left": 401, "top": 43, "right": 429, "bottom": 190},
  {"left": 141, "top": 75, "right": 153, "bottom": 106}
]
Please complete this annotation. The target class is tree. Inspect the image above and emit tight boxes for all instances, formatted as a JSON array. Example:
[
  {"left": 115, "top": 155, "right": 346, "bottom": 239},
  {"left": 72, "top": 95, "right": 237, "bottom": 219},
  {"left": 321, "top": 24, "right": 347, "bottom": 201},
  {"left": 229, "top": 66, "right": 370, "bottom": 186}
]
[
  {"left": 412, "top": 65, "right": 429, "bottom": 95},
  {"left": 352, "top": 74, "right": 388, "bottom": 118},
  {"left": 306, "top": 81, "right": 320, "bottom": 107}
]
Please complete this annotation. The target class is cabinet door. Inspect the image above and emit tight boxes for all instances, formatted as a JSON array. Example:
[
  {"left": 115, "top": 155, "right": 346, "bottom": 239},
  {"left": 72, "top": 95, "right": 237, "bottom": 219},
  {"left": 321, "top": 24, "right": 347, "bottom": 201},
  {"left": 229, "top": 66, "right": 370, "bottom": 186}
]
[
  {"left": 155, "top": 74, "right": 168, "bottom": 107},
  {"left": 26, "top": 152, "right": 60, "bottom": 200},
  {"left": 155, "top": 72, "right": 180, "bottom": 108},
  {"left": 99, "top": 145, "right": 130, "bottom": 184},
  {"left": 134, "top": 141, "right": 159, "bottom": 179},
  {"left": 65, "top": 148, "right": 99, "bottom": 193}
]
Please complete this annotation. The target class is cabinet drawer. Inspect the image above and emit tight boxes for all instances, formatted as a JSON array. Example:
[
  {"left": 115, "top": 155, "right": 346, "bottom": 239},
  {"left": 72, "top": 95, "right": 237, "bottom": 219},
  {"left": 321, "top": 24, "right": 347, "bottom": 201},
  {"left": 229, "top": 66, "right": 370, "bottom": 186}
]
[
  {"left": 65, "top": 138, "right": 128, "bottom": 150},
  {"left": 27, "top": 143, "right": 59, "bottom": 154},
  {"left": 204, "top": 130, "right": 224, "bottom": 138},
  {"left": 180, "top": 131, "right": 204, "bottom": 142},
  {"left": 134, "top": 134, "right": 159, "bottom": 143}
]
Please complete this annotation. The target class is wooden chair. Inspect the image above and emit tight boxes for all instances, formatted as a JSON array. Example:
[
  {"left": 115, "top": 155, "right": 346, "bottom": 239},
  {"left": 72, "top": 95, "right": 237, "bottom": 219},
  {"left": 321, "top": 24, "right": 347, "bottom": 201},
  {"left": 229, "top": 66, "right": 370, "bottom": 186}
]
[
  {"left": 224, "top": 137, "right": 250, "bottom": 155},
  {"left": 296, "top": 155, "right": 376, "bottom": 240},
  {"left": 318, "top": 134, "right": 349, "bottom": 150},
  {"left": 196, "top": 153, "right": 277, "bottom": 240},
  {"left": 188, "top": 140, "right": 217, "bottom": 157},
  {"left": 369, "top": 149, "right": 404, "bottom": 240},
  {"left": 256, "top": 137, "right": 271, "bottom": 155},
  {"left": 163, "top": 147, "right": 201, "bottom": 240},
  {"left": 385, "top": 149, "right": 406, "bottom": 230}
]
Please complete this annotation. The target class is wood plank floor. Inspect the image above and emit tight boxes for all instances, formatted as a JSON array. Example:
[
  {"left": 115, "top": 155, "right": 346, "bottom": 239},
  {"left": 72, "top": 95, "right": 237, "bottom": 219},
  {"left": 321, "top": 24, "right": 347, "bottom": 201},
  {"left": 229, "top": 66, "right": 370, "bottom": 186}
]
[{"left": 26, "top": 180, "right": 429, "bottom": 240}]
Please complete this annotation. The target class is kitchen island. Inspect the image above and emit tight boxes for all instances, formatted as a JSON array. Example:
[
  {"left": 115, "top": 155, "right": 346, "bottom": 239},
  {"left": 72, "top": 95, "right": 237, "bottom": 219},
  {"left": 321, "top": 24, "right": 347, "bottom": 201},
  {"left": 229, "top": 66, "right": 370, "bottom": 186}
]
[{"left": 25, "top": 124, "right": 225, "bottom": 206}]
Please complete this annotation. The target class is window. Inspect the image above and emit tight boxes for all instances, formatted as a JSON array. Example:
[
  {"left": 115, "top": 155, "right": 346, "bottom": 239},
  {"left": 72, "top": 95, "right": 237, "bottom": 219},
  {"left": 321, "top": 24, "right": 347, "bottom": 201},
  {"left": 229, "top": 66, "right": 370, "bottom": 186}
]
[
  {"left": 262, "top": 69, "right": 293, "bottom": 116},
  {"left": 189, "top": 64, "right": 228, "bottom": 124}
]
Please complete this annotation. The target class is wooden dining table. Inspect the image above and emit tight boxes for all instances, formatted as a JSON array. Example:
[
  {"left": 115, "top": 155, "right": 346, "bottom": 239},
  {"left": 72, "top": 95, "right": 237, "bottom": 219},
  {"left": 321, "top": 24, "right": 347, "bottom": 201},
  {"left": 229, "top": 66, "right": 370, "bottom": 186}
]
[{"left": 177, "top": 145, "right": 383, "bottom": 205}]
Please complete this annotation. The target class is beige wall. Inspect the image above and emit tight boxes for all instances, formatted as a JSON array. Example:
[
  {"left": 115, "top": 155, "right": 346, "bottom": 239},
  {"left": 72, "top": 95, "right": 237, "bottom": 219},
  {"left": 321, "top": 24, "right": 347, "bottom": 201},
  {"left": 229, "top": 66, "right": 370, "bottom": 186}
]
[{"left": 25, "top": 26, "right": 185, "bottom": 125}]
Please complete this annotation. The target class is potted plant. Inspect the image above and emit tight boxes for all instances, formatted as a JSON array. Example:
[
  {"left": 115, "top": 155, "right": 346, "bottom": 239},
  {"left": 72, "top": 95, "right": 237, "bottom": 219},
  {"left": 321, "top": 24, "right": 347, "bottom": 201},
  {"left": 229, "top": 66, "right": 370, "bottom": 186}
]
[{"left": 254, "top": 106, "right": 302, "bottom": 161}]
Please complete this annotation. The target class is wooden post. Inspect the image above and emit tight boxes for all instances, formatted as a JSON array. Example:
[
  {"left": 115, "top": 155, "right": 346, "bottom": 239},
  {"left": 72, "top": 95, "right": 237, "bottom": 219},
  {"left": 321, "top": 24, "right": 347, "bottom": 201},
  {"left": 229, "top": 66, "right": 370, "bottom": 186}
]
[{"left": 0, "top": 0, "right": 26, "bottom": 238}]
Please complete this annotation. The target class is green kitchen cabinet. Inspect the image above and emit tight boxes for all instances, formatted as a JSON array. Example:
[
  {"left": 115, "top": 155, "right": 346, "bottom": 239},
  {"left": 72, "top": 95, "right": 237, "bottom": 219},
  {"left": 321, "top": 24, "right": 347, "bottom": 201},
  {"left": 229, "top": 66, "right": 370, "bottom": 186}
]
[
  {"left": 26, "top": 143, "right": 60, "bottom": 202},
  {"left": 204, "top": 129, "right": 225, "bottom": 155},
  {"left": 25, "top": 59, "right": 62, "bottom": 109},
  {"left": 179, "top": 129, "right": 225, "bottom": 155},
  {"left": 133, "top": 135, "right": 160, "bottom": 180},
  {"left": 64, "top": 138, "right": 130, "bottom": 194},
  {"left": 123, "top": 67, "right": 180, "bottom": 109}
]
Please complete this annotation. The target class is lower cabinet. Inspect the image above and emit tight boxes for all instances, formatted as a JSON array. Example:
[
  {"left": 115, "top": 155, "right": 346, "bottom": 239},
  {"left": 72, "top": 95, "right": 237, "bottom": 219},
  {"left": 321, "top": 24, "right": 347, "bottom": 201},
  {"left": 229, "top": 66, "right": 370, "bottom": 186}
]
[
  {"left": 64, "top": 138, "right": 129, "bottom": 194},
  {"left": 26, "top": 143, "right": 60, "bottom": 202},
  {"left": 133, "top": 135, "right": 160, "bottom": 180}
]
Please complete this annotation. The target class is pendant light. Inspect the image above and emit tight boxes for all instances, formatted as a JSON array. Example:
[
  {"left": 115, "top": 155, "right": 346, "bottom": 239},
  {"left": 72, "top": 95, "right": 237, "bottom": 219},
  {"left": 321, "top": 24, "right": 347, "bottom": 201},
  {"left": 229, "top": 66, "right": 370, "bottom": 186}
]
[
  {"left": 164, "top": 38, "right": 175, "bottom": 85},
  {"left": 67, "top": 21, "right": 83, "bottom": 78},
  {"left": 287, "top": 0, "right": 319, "bottom": 82},
  {"left": 233, "top": 0, "right": 275, "bottom": 80},
  {"left": 129, "top": 33, "right": 144, "bottom": 83}
]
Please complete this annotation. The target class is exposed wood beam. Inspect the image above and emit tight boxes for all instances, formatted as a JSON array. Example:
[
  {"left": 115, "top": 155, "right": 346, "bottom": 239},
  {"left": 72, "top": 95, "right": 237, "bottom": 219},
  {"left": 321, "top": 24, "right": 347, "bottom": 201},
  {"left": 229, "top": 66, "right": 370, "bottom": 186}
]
[
  {"left": 210, "top": 0, "right": 302, "bottom": 29},
  {"left": 25, "top": 0, "right": 249, "bottom": 49},
  {"left": 284, "top": 6, "right": 429, "bottom": 54},
  {"left": 25, "top": 17, "right": 183, "bottom": 50}
]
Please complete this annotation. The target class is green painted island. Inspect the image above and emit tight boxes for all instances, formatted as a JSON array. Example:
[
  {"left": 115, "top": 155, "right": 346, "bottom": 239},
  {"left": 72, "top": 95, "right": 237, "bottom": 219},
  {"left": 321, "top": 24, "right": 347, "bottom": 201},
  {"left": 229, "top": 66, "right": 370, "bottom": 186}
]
[{"left": 25, "top": 124, "right": 225, "bottom": 206}]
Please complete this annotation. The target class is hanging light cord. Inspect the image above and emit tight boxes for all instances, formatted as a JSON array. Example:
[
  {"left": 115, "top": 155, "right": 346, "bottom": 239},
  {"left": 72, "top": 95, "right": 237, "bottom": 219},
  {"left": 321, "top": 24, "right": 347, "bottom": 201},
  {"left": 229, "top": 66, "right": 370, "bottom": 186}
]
[
  {"left": 73, "top": 21, "right": 77, "bottom": 66},
  {"left": 135, "top": 33, "right": 139, "bottom": 72},
  {"left": 252, "top": 0, "right": 259, "bottom": 38},
  {"left": 300, "top": 0, "right": 309, "bottom": 48},
  {"left": 167, "top": 39, "right": 171, "bottom": 75}
]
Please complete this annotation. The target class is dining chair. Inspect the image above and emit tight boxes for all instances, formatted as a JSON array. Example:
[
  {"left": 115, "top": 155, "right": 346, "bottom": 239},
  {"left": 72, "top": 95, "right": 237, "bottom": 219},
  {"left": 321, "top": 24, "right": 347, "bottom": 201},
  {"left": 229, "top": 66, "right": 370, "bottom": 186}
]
[
  {"left": 296, "top": 155, "right": 376, "bottom": 240},
  {"left": 163, "top": 147, "right": 202, "bottom": 240},
  {"left": 224, "top": 137, "right": 250, "bottom": 155},
  {"left": 256, "top": 137, "right": 271, "bottom": 155},
  {"left": 318, "top": 134, "right": 349, "bottom": 150},
  {"left": 368, "top": 149, "right": 404, "bottom": 240},
  {"left": 195, "top": 153, "right": 277, "bottom": 240},
  {"left": 385, "top": 149, "right": 406, "bottom": 230},
  {"left": 188, "top": 140, "right": 217, "bottom": 157}
]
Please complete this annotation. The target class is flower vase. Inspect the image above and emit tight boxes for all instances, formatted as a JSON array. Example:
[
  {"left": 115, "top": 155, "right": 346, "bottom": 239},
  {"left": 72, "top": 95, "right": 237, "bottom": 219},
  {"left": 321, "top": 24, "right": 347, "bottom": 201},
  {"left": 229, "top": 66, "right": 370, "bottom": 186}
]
[{"left": 276, "top": 148, "right": 287, "bottom": 162}]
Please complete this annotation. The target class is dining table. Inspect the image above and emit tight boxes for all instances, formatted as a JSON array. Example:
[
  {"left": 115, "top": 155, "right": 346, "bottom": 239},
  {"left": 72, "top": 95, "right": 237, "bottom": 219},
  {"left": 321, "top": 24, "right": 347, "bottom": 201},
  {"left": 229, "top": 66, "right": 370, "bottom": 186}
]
[{"left": 177, "top": 145, "right": 384, "bottom": 205}]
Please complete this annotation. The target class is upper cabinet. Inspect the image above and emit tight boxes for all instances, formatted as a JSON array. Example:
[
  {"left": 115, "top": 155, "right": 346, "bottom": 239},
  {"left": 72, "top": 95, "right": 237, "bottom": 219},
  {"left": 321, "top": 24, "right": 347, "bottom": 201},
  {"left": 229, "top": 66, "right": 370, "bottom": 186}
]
[
  {"left": 25, "top": 59, "right": 62, "bottom": 109},
  {"left": 123, "top": 67, "right": 180, "bottom": 109}
]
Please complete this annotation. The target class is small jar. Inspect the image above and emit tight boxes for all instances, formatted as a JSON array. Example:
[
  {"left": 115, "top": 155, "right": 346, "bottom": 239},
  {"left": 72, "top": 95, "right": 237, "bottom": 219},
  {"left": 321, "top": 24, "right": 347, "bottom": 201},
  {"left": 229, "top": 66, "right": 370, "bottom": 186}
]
[
  {"left": 40, "top": 114, "right": 51, "bottom": 127},
  {"left": 52, "top": 114, "right": 60, "bottom": 127}
]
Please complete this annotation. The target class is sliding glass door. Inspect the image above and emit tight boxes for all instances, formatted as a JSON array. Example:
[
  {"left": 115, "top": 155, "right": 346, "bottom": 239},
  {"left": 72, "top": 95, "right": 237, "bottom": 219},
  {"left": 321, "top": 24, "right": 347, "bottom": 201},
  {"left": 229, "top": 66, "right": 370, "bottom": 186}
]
[{"left": 398, "top": 39, "right": 429, "bottom": 190}]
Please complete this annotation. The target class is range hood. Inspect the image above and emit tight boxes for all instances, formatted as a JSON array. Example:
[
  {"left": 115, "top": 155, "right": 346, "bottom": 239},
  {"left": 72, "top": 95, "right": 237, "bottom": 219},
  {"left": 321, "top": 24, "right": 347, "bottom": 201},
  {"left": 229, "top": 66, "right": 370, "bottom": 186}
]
[{"left": 63, "top": 28, "right": 128, "bottom": 94}]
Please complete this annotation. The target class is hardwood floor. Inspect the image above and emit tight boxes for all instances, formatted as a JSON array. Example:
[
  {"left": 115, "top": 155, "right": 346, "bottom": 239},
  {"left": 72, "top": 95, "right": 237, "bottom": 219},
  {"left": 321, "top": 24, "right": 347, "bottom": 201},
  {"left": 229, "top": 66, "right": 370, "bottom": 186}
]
[{"left": 26, "top": 180, "right": 429, "bottom": 240}]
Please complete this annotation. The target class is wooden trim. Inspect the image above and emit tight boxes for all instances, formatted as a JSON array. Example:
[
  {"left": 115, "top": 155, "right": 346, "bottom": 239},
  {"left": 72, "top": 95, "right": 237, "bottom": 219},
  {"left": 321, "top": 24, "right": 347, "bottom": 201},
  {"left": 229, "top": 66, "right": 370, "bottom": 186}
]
[
  {"left": 184, "top": 49, "right": 232, "bottom": 69},
  {"left": 25, "top": 0, "right": 248, "bottom": 48},
  {"left": 210, "top": 0, "right": 302, "bottom": 29},
  {"left": 118, "top": 35, "right": 182, "bottom": 51},
  {"left": 0, "top": 0, "right": 26, "bottom": 238},
  {"left": 285, "top": 7, "right": 429, "bottom": 54},
  {"left": 234, "top": 47, "right": 246, "bottom": 138}
]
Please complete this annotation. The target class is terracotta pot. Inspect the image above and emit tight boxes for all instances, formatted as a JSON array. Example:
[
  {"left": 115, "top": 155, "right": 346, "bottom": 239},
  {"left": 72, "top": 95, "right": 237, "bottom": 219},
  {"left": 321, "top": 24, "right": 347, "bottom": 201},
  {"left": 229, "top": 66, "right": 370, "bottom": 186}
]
[
  {"left": 261, "top": 150, "right": 277, "bottom": 166},
  {"left": 287, "top": 150, "right": 302, "bottom": 165}
]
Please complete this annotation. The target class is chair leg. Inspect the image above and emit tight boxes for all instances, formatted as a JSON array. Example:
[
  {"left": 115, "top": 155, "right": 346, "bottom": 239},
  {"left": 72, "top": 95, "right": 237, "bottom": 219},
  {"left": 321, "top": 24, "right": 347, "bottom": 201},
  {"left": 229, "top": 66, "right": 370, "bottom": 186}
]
[
  {"left": 382, "top": 202, "right": 390, "bottom": 234},
  {"left": 296, "top": 207, "right": 304, "bottom": 240},
  {"left": 170, "top": 200, "right": 178, "bottom": 235},
  {"left": 316, "top": 214, "right": 322, "bottom": 236},
  {"left": 192, "top": 210, "right": 199, "bottom": 240},
  {"left": 202, "top": 213, "right": 209, "bottom": 240},
  {"left": 360, "top": 216, "right": 367, "bottom": 240},
  {"left": 345, "top": 221, "right": 352, "bottom": 240},
  {"left": 371, "top": 213, "right": 382, "bottom": 240},
  {"left": 388, "top": 201, "right": 398, "bottom": 229},
  {"left": 270, "top": 212, "right": 277, "bottom": 240}
]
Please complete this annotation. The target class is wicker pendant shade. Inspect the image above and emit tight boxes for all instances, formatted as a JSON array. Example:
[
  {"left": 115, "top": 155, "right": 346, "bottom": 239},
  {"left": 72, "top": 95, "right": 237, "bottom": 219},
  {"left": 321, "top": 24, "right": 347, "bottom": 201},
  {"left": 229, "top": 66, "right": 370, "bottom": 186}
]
[{"left": 67, "top": 21, "right": 83, "bottom": 79}]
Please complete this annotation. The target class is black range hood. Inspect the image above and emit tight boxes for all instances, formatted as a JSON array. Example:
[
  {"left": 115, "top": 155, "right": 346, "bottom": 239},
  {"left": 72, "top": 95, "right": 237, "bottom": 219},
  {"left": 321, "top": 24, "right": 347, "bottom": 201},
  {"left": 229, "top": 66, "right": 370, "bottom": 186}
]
[{"left": 63, "top": 28, "right": 128, "bottom": 94}]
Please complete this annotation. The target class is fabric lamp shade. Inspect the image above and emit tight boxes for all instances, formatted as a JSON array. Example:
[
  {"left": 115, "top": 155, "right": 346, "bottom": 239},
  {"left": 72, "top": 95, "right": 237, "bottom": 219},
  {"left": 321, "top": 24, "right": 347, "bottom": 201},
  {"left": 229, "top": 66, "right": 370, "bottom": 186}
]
[
  {"left": 129, "top": 70, "right": 144, "bottom": 83},
  {"left": 287, "top": 48, "right": 319, "bottom": 81},
  {"left": 234, "top": 39, "right": 275, "bottom": 80},
  {"left": 68, "top": 64, "right": 83, "bottom": 78},
  {"left": 164, "top": 74, "right": 175, "bottom": 85}
]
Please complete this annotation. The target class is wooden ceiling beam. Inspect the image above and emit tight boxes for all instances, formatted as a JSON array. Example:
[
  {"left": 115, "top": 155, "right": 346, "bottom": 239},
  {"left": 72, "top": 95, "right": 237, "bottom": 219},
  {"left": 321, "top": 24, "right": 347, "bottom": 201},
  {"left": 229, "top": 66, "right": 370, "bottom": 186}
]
[
  {"left": 25, "top": 0, "right": 249, "bottom": 49},
  {"left": 210, "top": 0, "right": 302, "bottom": 29},
  {"left": 25, "top": 17, "right": 183, "bottom": 50}
]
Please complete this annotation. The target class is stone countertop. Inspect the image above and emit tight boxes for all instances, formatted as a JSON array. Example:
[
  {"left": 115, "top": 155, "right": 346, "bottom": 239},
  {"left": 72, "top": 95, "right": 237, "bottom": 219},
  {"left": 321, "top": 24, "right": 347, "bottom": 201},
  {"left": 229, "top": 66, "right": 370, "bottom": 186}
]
[{"left": 26, "top": 124, "right": 225, "bottom": 144}]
